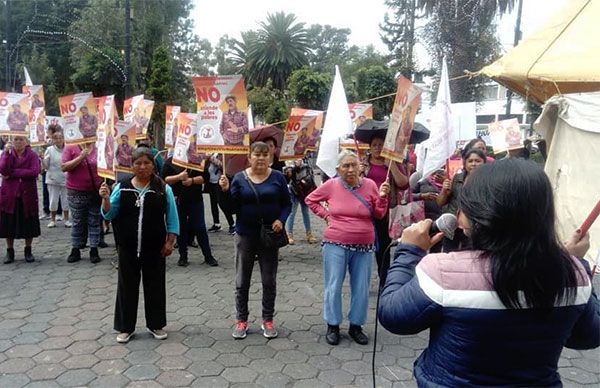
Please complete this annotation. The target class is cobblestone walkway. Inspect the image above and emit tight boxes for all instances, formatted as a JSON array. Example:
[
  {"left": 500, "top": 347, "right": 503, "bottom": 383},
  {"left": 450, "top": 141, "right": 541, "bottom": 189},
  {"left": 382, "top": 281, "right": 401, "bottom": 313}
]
[{"left": 0, "top": 194, "right": 598, "bottom": 387}]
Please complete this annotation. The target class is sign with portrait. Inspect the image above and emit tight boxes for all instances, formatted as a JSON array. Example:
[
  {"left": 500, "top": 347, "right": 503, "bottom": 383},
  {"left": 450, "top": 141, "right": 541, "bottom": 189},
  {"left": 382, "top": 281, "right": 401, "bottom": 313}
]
[
  {"left": 0, "top": 92, "right": 30, "bottom": 136},
  {"left": 173, "top": 112, "right": 205, "bottom": 171},
  {"left": 165, "top": 105, "right": 181, "bottom": 149},
  {"left": 279, "top": 108, "right": 324, "bottom": 160},
  {"left": 192, "top": 75, "right": 249, "bottom": 154},
  {"left": 58, "top": 92, "right": 97, "bottom": 144},
  {"left": 96, "top": 95, "right": 117, "bottom": 180}
]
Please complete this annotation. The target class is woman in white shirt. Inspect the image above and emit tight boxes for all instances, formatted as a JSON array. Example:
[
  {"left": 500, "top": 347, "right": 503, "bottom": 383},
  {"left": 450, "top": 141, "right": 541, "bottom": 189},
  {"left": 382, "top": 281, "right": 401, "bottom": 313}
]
[{"left": 43, "top": 131, "right": 71, "bottom": 228}]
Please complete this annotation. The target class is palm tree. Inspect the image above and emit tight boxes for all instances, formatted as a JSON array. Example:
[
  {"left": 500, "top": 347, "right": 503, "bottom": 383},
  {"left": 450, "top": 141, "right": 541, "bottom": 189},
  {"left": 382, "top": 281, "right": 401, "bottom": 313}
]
[{"left": 246, "top": 12, "right": 310, "bottom": 90}]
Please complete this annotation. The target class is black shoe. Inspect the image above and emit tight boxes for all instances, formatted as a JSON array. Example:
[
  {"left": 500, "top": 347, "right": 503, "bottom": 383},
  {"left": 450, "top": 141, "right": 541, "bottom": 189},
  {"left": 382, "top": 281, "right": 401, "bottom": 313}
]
[
  {"left": 67, "top": 248, "right": 81, "bottom": 263},
  {"left": 4, "top": 248, "right": 15, "bottom": 264},
  {"left": 208, "top": 224, "right": 222, "bottom": 232},
  {"left": 348, "top": 325, "right": 369, "bottom": 345},
  {"left": 205, "top": 256, "right": 218, "bottom": 267},
  {"left": 177, "top": 257, "right": 189, "bottom": 267},
  {"left": 228, "top": 225, "right": 236, "bottom": 235},
  {"left": 325, "top": 324, "right": 340, "bottom": 345},
  {"left": 98, "top": 240, "right": 109, "bottom": 248},
  {"left": 24, "top": 246, "right": 35, "bottom": 263},
  {"left": 173, "top": 242, "right": 179, "bottom": 249},
  {"left": 90, "top": 248, "right": 101, "bottom": 264}
]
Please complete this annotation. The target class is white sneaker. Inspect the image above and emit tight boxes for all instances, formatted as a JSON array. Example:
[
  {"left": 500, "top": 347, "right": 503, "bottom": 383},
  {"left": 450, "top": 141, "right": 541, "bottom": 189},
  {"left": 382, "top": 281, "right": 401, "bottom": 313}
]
[
  {"left": 47, "top": 221, "right": 56, "bottom": 228},
  {"left": 116, "top": 332, "right": 133, "bottom": 343},
  {"left": 64, "top": 221, "right": 73, "bottom": 228},
  {"left": 39, "top": 214, "right": 50, "bottom": 220},
  {"left": 56, "top": 215, "right": 63, "bottom": 221},
  {"left": 148, "top": 328, "right": 168, "bottom": 340}
]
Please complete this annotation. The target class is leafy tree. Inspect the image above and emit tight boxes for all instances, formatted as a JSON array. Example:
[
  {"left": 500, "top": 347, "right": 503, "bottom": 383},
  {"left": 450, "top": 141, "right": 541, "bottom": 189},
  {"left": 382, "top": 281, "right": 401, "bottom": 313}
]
[
  {"left": 380, "top": 0, "right": 420, "bottom": 77},
  {"left": 16, "top": 46, "right": 59, "bottom": 115},
  {"left": 418, "top": 0, "right": 515, "bottom": 102},
  {"left": 146, "top": 45, "right": 172, "bottom": 146},
  {"left": 245, "top": 12, "right": 310, "bottom": 90},
  {"left": 353, "top": 65, "right": 397, "bottom": 120},
  {"left": 287, "top": 67, "right": 332, "bottom": 111},
  {"left": 247, "top": 80, "right": 290, "bottom": 125},
  {"left": 306, "top": 24, "right": 351, "bottom": 73}
]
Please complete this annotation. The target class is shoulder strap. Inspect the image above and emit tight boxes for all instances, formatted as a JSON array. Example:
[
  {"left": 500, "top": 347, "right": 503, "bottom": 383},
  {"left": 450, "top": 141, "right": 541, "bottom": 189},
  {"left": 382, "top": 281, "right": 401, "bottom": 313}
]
[
  {"left": 243, "top": 171, "right": 264, "bottom": 224},
  {"left": 339, "top": 178, "right": 373, "bottom": 217}
]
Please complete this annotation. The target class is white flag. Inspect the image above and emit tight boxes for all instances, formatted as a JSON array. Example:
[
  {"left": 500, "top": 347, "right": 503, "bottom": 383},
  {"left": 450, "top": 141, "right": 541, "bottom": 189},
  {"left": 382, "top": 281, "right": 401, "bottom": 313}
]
[
  {"left": 23, "top": 67, "right": 33, "bottom": 86},
  {"left": 316, "top": 66, "right": 354, "bottom": 178},
  {"left": 417, "top": 57, "right": 454, "bottom": 179},
  {"left": 247, "top": 104, "right": 254, "bottom": 130}
]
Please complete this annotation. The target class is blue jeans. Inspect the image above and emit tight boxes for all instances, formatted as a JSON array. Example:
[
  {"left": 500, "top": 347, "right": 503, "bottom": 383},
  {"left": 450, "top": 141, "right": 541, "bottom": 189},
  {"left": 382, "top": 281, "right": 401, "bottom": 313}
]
[
  {"left": 322, "top": 243, "right": 373, "bottom": 326},
  {"left": 285, "top": 194, "right": 311, "bottom": 234}
]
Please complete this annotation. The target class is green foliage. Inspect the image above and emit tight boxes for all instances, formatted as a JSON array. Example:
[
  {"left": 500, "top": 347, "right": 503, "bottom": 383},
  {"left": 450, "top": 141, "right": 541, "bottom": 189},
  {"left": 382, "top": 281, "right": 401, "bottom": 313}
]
[
  {"left": 418, "top": 0, "right": 515, "bottom": 103},
  {"left": 306, "top": 25, "right": 351, "bottom": 74},
  {"left": 245, "top": 12, "right": 310, "bottom": 90},
  {"left": 352, "top": 65, "right": 397, "bottom": 120},
  {"left": 146, "top": 46, "right": 172, "bottom": 142},
  {"left": 247, "top": 80, "right": 290, "bottom": 125},
  {"left": 16, "top": 46, "right": 59, "bottom": 115},
  {"left": 380, "top": 0, "right": 420, "bottom": 76},
  {"left": 287, "top": 67, "right": 332, "bottom": 111}
]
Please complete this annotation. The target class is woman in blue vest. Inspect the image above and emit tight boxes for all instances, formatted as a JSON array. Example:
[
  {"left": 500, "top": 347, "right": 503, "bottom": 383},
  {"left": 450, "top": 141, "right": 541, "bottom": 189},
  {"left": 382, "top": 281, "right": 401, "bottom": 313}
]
[{"left": 99, "top": 147, "right": 179, "bottom": 344}]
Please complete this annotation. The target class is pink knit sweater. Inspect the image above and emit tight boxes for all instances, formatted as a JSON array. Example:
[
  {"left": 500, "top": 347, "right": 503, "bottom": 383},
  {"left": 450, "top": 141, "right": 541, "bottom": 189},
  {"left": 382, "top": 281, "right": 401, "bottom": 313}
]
[{"left": 305, "top": 177, "right": 388, "bottom": 245}]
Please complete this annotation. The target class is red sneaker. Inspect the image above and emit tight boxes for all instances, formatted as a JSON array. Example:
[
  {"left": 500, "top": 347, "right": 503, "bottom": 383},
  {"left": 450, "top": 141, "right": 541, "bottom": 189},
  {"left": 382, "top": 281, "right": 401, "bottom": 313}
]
[
  {"left": 232, "top": 320, "right": 248, "bottom": 339},
  {"left": 261, "top": 320, "right": 278, "bottom": 339}
]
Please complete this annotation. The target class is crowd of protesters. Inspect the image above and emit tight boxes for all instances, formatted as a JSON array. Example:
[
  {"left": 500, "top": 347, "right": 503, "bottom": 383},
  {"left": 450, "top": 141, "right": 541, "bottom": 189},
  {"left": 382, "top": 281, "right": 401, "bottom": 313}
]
[{"left": 0, "top": 128, "right": 598, "bottom": 387}]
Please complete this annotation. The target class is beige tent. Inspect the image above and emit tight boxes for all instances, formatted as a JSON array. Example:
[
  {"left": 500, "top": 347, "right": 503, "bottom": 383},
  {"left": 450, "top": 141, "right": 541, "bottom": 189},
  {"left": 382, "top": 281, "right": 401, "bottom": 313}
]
[
  {"left": 479, "top": 0, "right": 600, "bottom": 105},
  {"left": 534, "top": 92, "right": 600, "bottom": 264}
]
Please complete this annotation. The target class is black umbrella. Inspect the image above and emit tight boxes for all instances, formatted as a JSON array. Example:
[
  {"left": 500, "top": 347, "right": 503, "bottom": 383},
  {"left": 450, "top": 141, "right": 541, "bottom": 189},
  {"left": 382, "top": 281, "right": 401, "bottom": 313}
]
[{"left": 353, "top": 119, "right": 430, "bottom": 145}]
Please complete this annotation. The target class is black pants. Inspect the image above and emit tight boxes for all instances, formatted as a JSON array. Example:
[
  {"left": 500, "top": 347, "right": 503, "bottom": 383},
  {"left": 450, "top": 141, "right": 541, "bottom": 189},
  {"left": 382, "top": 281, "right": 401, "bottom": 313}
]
[
  {"left": 235, "top": 234, "right": 278, "bottom": 321},
  {"left": 374, "top": 213, "right": 392, "bottom": 285},
  {"left": 114, "top": 248, "right": 166, "bottom": 333},
  {"left": 217, "top": 181, "right": 235, "bottom": 227},
  {"left": 177, "top": 200, "right": 212, "bottom": 260},
  {"left": 206, "top": 182, "right": 221, "bottom": 225}
]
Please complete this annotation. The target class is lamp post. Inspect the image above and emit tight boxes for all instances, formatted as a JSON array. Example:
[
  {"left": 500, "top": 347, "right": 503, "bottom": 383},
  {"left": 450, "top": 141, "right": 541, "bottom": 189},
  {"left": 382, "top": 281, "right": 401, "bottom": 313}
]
[
  {"left": 505, "top": 0, "right": 524, "bottom": 116},
  {"left": 4, "top": 0, "right": 10, "bottom": 90}
]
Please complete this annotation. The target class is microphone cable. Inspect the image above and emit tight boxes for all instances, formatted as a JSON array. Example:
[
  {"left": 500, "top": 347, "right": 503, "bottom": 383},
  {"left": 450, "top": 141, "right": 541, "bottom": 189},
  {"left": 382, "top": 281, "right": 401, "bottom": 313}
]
[{"left": 371, "top": 239, "right": 398, "bottom": 388}]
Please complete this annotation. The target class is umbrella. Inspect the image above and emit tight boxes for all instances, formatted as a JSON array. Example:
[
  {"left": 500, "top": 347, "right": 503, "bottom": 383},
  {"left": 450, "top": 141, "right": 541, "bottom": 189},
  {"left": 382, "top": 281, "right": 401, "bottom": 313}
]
[
  {"left": 250, "top": 125, "right": 284, "bottom": 152},
  {"left": 353, "top": 119, "right": 430, "bottom": 145}
]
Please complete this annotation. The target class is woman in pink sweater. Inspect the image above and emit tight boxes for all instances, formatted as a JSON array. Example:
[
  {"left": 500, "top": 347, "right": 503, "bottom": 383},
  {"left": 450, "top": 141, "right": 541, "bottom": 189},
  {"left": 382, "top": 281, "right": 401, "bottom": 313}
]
[{"left": 305, "top": 150, "right": 389, "bottom": 346}]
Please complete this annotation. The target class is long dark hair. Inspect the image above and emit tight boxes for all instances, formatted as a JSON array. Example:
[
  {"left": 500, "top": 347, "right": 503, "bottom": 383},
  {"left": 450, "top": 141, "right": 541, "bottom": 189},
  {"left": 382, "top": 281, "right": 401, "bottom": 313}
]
[
  {"left": 459, "top": 159, "right": 577, "bottom": 309},
  {"left": 462, "top": 148, "right": 487, "bottom": 177}
]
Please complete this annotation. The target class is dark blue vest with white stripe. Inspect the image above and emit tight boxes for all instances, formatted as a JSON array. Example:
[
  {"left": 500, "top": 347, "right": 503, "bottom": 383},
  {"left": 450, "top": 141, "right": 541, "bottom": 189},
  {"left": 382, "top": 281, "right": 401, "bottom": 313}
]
[{"left": 114, "top": 175, "right": 167, "bottom": 257}]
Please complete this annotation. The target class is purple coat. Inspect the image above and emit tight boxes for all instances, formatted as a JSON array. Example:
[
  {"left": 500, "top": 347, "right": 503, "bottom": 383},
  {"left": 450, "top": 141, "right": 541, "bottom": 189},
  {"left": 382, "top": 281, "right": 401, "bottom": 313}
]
[{"left": 0, "top": 146, "right": 40, "bottom": 217}]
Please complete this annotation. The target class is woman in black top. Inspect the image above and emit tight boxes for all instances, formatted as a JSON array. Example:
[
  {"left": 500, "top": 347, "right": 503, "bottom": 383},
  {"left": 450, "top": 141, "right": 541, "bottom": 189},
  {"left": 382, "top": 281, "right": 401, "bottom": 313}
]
[{"left": 162, "top": 157, "right": 218, "bottom": 267}]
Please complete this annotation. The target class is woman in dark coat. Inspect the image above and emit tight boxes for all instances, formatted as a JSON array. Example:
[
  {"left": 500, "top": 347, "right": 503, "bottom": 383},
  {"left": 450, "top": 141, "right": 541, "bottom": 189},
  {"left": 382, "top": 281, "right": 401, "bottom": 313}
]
[
  {"left": 0, "top": 136, "right": 41, "bottom": 263},
  {"left": 100, "top": 147, "right": 179, "bottom": 343}
]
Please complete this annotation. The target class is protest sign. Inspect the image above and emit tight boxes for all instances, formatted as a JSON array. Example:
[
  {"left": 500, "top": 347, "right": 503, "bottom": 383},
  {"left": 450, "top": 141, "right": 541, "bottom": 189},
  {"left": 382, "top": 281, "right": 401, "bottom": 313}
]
[
  {"left": 28, "top": 108, "right": 46, "bottom": 146},
  {"left": 59, "top": 92, "right": 97, "bottom": 144},
  {"left": 113, "top": 120, "right": 137, "bottom": 173},
  {"left": 280, "top": 108, "right": 324, "bottom": 160},
  {"left": 382, "top": 76, "right": 422, "bottom": 162},
  {"left": 192, "top": 75, "right": 249, "bottom": 154},
  {"left": 487, "top": 118, "right": 523, "bottom": 153},
  {"left": 165, "top": 105, "right": 181, "bottom": 149},
  {"left": 142, "top": 99, "right": 154, "bottom": 137},
  {"left": 45, "top": 116, "right": 64, "bottom": 130},
  {"left": 96, "top": 95, "right": 117, "bottom": 180},
  {"left": 173, "top": 112, "right": 205, "bottom": 171},
  {"left": 123, "top": 94, "right": 146, "bottom": 140},
  {"left": 446, "top": 158, "right": 463, "bottom": 180},
  {"left": 23, "top": 85, "right": 45, "bottom": 110},
  {"left": 0, "top": 92, "right": 30, "bottom": 136},
  {"left": 341, "top": 103, "right": 372, "bottom": 150}
]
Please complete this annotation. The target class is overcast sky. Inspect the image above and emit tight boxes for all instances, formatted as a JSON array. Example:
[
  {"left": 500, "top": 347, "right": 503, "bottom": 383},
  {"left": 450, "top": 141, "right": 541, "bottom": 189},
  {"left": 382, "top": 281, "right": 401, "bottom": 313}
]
[{"left": 192, "top": 0, "right": 570, "bottom": 69}]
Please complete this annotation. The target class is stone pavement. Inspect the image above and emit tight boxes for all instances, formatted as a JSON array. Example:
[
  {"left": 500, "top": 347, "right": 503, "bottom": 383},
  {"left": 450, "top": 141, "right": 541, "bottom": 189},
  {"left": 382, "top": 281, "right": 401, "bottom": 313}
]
[{"left": 0, "top": 195, "right": 599, "bottom": 387}]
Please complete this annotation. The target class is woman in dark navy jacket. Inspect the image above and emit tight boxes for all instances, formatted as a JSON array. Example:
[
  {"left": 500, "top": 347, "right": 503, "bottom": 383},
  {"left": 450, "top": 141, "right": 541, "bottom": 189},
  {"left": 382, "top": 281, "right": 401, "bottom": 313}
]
[{"left": 378, "top": 159, "right": 599, "bottom": 387}]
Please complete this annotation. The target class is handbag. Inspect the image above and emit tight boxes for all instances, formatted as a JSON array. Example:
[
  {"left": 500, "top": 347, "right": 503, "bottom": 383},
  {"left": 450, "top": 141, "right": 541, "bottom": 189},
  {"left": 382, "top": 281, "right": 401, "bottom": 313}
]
[
  {"left": 388, "top": 188, "right": 425, "bottom": 240},
  {"left": 243, "top": 171, "right": 289, "bottom": 249}
]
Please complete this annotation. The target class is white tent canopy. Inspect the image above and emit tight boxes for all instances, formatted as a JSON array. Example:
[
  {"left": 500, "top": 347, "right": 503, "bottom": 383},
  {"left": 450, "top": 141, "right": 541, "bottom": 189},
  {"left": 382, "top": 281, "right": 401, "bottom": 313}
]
[{"left": 534, "top": 92, "right": 600, "bottom": 263}]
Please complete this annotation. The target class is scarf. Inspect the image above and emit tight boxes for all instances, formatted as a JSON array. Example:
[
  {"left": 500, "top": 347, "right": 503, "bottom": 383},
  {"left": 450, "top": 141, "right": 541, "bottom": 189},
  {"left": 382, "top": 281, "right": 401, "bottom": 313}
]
[{"left": 426, "top": 175, "right": 444, "bottom": 191}]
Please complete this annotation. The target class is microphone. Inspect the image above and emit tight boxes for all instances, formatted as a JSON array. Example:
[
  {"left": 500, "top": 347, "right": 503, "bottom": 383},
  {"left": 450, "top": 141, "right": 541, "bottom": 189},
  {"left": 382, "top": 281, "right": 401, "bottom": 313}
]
[
  {"left": 389, "top": 213, "right": 458, "bottom": 247},
  {"left": 430, "top": 213, "right": 457, "bottom": 240}
]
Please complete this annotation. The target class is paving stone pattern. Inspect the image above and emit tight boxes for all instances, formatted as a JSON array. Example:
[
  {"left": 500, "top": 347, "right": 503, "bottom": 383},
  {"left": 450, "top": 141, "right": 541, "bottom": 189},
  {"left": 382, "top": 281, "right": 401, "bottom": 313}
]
[{"left": 0, "top": 187, "right": 598, "bottom": 387}]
